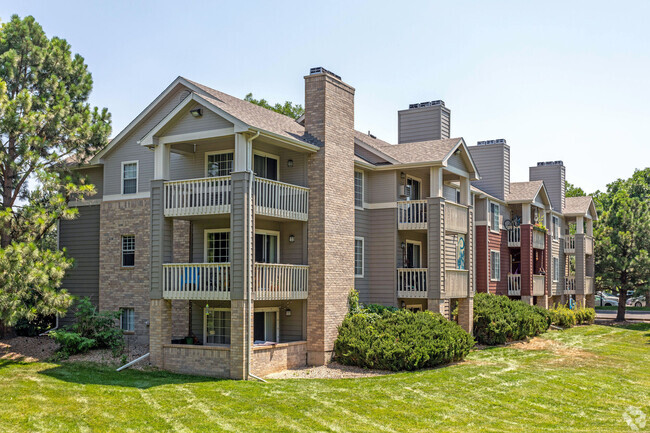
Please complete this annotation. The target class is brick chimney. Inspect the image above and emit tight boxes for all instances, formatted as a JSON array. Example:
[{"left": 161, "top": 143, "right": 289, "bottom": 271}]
[
  {"left": 304, "top": 67, "right": 355, "bottom": 365},
  {"left": 398, "top": 100, "right": 450, "bottom": 143},
  {"left": 529, "top": 161, "right": 565, "bottom": 211},
  {"left": 468, "top": 139, "right": 511, "bottom": 200}
]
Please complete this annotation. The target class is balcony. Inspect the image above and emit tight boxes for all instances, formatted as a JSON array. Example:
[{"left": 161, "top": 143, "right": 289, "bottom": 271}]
[
  {"left": 508, "top": 274, "right": 521, "bottom": 296},
  {"left": 396, "top": 268, "right": 427, "bottom": 298},
  {"left": 585, "top": 276, "right": 594, "bottom": 294},
  {"left": 446, "top": 269, "right": 469, "bottom": 298},
  {"left": 163, "top": 176, "right": 309, "bottom": 221},
  {"left": 533, "top": 274, "right": 545, "bottom": 296},
  {"left": 565, "top": 276, "right": 576, "bottom": 294},
  {"left": 397, "top": 200, "right": 427, "bottom": 230},
  {"left": 532, "top": 229, "right": 546, "bottom": 250},
  {"left": 565, "top": 235, "right": 575, "bottom": 254},
  {"left": 508, "top": 227, "right": 521, "bottom": 247},
  {"left": 585, "top": 236, "right": 594, "bottom": 255},
  {"left": 445, "top": 202, "right": 468, "bottom": 234},
  {"left": 162, "top": 263, "right": 308, "bottom": 300}
]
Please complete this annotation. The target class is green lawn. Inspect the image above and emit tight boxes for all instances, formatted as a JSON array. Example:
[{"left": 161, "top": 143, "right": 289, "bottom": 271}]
[
  {"left": 1, "top": 324, "right": 649, "bottom": 433},
  {"left": 596, "top": 305, "right": 650, "bottom": 311}
]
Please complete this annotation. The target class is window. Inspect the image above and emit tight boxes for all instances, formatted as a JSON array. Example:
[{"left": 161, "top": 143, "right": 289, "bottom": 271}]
[
  {"left": 205, "top": 230, "right": 230, "bottom": 263},
  {"left": 354, "top": 171, "right": 364, "bottom": 209},
  {"left": 255, "top": 230, "right": 279, "bottom": 263},
  {"left": 122, "top": 235, "right": 135, "bottom": 267},
  {"left": 405, "top": 240, "right": 422, "bottom": 268},
  {"left": 456, "top": 190, "right": 461, "bottom": 204},
  {"left": 120, "top": 308, "right": 135, "bottom": 332},
  {"left": 456, "top": 234, "right": 466, "bottom": 270},
  {"left": 254, "top": 309, "right": 279, "bottom": 343},
  {"left": 406, "top": 176, "right": 421, "bottom": 200},
  {"left": 253, "top": 152, "right": 279, "bottom": 180},
  {"left": 354, "top": 237, "right": 364, "bottom": 277},
  {"left": 552, "top": 216, "right": 560, "bottom": 240},
  {"left": 553, "top": 256, "right": 560, "bottom": 282},
  {"left": 490, "top": 250, "right": 500, "bottom": 281},
  {"left": 490, "top": 202, "right": 500, "bottom": 232},
  {"left": 122, "top": 161, "right": 138, "bottom": 194},
  {"left": 204, "top": 308, "right": 231, "bottom": 345},
  {"left": 206, "top": 151, "right": 234, "bottom": 177}
]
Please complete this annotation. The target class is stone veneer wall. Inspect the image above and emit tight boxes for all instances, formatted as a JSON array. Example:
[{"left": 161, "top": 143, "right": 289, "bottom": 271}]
[
  {"left": 99, "top": 198, "right": 151, "bottom": 345},
  {"left": 251, "top": 342, "right": 308, "bottom": 376},
  {"left": 162, "top": 344, "right": 230, "bottom": 378}
]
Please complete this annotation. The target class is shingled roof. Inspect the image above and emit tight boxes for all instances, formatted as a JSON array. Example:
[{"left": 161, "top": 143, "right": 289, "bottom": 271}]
[
  {"left": 564, "top": 196, "right": 597, "bottom": 219},
  {"left": 355, "top": 131, "right": 464, "bottom": 165},
  {"left": 506, "top": 181, "right": 545, "bottom": 202}
]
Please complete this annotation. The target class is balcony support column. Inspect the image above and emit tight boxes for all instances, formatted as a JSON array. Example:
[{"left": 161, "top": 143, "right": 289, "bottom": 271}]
[
  {"left": 427, "top": 197, "right": 445, "bottom": 302},
  {"left": 430, "top": 167, "right": 443, "bottom": 198},
  {"left": 153, "top": 142, "right": 171, "bottom": 180},
  {"left": 575, "top": 233, "right": 586, "bottom": 300},
  {"left": 586, "top": 218, "right": 593, "bottom": 236},
  {"left": 457, "top": 297, "right": 473, "bottom": 334}
]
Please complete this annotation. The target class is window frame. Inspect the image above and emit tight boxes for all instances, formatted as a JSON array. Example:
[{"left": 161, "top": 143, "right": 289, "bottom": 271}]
[
  {"left": 253, "top": 150, "right": 280, "bottom": 180},
  {"left": 254, "top": 306, "right": 280, "bottom": 343},
  {"left": 121, "top": 160, "right": 139, "bottom": 195},
  {"left": 354, "top": 170, "right": 365, "bottom": 210},
  {"left": 120, "top": 307, "right": 135, "bottom": 332},
  {"left": 553, "top": 256, "right": 560, "bottom": 282},
  {"left": 405, "top": 239, "right": 423, "bottom": 268},
  {"left": 405, "top": 174, "right": 422, "bottom": 200},
  {"left": 254, "top": 229, "right": 280, "bottom": 263},
  {"left": 552, "top": 215, "right": 560, "bottom": 240},
  {"left": 490, "top": 202, "right": 500, "bottom": 233},
  {"left": 203, "top": 307, "right": 231, "bottom": 346},
  {"left": 490, "top": 250, "right": 501, "bottom": 281},
  {"left": 354, "top": 236, "right": 365, "bottom": 278},
  {"left": 121, "top": 235, "right": 135, "bottom": 268},
  {"left": 204, "top": 149, "right": 235, "bottom": 178},
  {"left": 204, "top": 229, "right": 230, "bottom": 263}
]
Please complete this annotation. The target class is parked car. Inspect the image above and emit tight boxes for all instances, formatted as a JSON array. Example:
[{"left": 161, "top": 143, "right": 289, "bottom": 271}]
[
  {"left": 595, "top": 293, "right": 618, "bottom": 307},
  {"left": 626, "top": 296, "right": 647, "bottom": 307}
]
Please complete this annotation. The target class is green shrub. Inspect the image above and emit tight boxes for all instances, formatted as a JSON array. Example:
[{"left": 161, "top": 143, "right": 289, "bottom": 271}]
[
  {"left": 50, "top": 297, "right": 124, "bottom": 358},
  {"left": 573, "top": 307, "right": 595, "bottom": 325},
  {"left": 334, "top": 309, "right": 474, "bottom": 371},
  {"left": 549, "top": 305, "right": 576, "bottom": 328},
  {"left": 363, "top": 304, "right": 399, "bottom": 314},
  {"left": 473, "top": 293, "right": 550, "bottom": 345}
]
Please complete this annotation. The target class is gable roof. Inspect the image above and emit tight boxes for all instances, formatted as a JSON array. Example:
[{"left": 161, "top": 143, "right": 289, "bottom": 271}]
[
  {"left": 506, "top": 180, "right": 552, "bottom": 209},
  {"left": 563, "top": 196, "right": 598, "bottom": 220}
]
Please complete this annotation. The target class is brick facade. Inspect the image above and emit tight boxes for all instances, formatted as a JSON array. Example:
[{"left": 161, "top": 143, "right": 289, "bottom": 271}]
[
  {"left": 99, "top": 198, "right": 151, "bottom": 345},
  {"left": 163, "top": 345, "right": 230, "bottom": 378},
  {"left": 172, "top": 219, "right": 191, "bottom": 339},
  {"left": 251, "top": 342, "right": 307, "bottom": 376}
]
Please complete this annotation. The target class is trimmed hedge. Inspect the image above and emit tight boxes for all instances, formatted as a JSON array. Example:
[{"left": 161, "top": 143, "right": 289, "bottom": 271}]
[
  {"left": 473, "top": 293, "right": 550, "bottom": 345},
  {"left": 549, "top": 305, "right": 595, "bottom": 327},
  {"left": 334, "top": 309, "right": 474, "bottom": 371}
]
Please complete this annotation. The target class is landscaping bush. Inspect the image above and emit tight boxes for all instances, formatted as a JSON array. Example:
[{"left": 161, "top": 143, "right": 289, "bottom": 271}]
[
  {"left": 473, "top": 293, "right": 550, "bottom": 345},
  {"left": 334, "top": 309, "right": 474, "bottom": 371},
  {"left": 50, "top": 297, "right": 124, "bottom": 358},
  {"left": 548, "top": 305, "right": 576, "bottom": 328},
  {"left": 575, "top": 307, "right": 596, "bottom": 325}
]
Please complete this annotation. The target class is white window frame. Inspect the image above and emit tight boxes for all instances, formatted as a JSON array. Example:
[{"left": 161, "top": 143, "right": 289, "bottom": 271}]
[
  {"left": 552, "top": 215, "right": 560, "bottom": 240},
  {"left": 354, "top": 170, "right": 365, "bottom": 210},
  {"left": 405, "top": 174, "right": 422, "bottom": 200},
  {"left": 121, "top": 160, "right": 139, "bottom": 195},
  {"left": 490, "top": 250, "right": 501, "bottom": 281},
  {"left": 204, "top": 229, "right": 230, "bottom": 263},
  {"left": 121, "top": 234, "right": 135, "bottom": 268},
  {"left": 354, "top": 236, "right": 365, "bottom": 278},
  {"left": 254, "top": 229, "right": 281, "bottom": 263},
  {"left": 490, "top": 202, "right": 500, "bottom": 233},
  {"left": 405, "top": 239, "right": 423, "bottom": 268},
  {"left": 120, "top": 307, "right": 135, "bottom": 332},
  {"left": 204, "top": 149, "right": 235, "bottom": 177},
  {"left": 553, "top": 256, "right": 560, "bottom": 282},
  {"left": 253, "top": 149, "right": 280, "bottom": 180},
  {"left": 254, "top": 306, "right": 280, "bottom": 343},
  {"left": 203, "top": 307, "right": 231, "bottom": 346}
]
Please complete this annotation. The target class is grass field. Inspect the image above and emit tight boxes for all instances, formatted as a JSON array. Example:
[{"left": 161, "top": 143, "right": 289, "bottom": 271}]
[{"left": 1, "top": 324, "right": 649, "bottom": 432}]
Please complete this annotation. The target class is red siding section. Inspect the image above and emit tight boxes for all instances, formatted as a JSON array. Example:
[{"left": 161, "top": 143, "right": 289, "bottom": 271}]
[
  {"left": 521, "top": 224, "right": 534, "bottom": 296},
  {"left": 476, "top": 225, "right": 488, "bottom": 293},
  {"left": 476, "top": 226, "right": 509, "bottom": 295}
]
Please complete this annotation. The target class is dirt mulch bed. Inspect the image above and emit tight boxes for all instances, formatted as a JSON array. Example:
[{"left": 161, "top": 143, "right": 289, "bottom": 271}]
[{"left": 265, "top": 362, "right": 394, "bottom": 379}]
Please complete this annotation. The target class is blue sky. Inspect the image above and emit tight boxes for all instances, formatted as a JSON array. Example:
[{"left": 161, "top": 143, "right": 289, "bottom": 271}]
[{"left": 4, "top": 1, "right": 649, "bottom": 193}]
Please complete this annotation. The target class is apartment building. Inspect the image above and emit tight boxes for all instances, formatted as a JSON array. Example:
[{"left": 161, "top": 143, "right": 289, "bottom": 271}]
[
  {"left": 468, "top": 140, "right": 597, "bottom": 309},
  {"left": 59, "top": 68, "right": 479, "bottom": 379}
]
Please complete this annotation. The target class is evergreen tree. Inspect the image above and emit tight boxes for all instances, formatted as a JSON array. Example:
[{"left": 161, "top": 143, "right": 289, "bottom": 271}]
[{"left": 244, "top": 93, "right": 304, "bottom": 119}]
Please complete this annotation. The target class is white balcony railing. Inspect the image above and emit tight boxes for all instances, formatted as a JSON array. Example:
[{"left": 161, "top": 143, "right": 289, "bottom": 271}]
[
  {"left": 396, "top": 268, "right": 428, "bottom": 298},
  {"left": 565, "top": 235, "right": 575, "bottom": 253},
  {"left": 508, "top": 274, "right": 521, "bottom": 296},
  {"left": 533, "top": 229, "right": 546, "bottom": 250},
  {"left": 162, "top": 263, "right": 231, "bottom": 300},
  {"left": 533, "top": 274, "right": 545, "bottom": 296},
  {"left": 164, "top": 176, "right": 231, "bottom": 217},
  {"left": 162, "top": 262, "right": 309, "bottom": 300},
  {"left": 508, "top": 227, "right": 521, "bottom": 247},
  {"left": 565, "top": 276, "right": 576, "bottom": 294},
  {"left": 397, "top": 200, "right": 427, "bottom": 230},
  {"left": 254, "top": 178, "right": 309, "bottom": 221},
  {"left": 445, "top": 202, "right": 468, "bottom": 234},
  {"left": 254, "top": 263, "right": 309, "bottom": 300}
]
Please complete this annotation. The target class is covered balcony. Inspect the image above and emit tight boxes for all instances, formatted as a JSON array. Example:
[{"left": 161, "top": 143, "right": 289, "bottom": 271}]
[{"left": 396, "top": 268, "right": 428, "bottom": 298}]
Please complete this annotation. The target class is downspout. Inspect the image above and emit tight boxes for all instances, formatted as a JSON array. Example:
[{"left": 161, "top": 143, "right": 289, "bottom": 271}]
[
  {"left": 246, "top": 130, "right": 261, "bottom": 382},
  {"left": 39, "top": 314, "right": 59, "bottom": 336}
]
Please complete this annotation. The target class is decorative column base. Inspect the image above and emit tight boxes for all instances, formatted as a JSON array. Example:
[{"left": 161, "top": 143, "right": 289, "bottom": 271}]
[
  {"left": 457, "top": 297, "right": 473, "bottom": 334},
  {"left": 229, "top": 299, "right": 252, "bottom": 380},
  {"left": 149, "top": 299, "right": 172, "bottom": 368},
  {"left": 521, "top": 296, "right": 534, "bottom": 306}
]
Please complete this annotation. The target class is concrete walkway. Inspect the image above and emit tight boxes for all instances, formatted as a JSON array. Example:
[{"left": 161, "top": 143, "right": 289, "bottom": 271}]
[{"left": 595, "top": 310, "right": 650, "bottom": 322}]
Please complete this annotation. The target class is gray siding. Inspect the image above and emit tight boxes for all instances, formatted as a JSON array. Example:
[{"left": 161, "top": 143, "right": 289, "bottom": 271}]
[
  {"left": 529, "top": 164, "right": 565, "bottom": 212},
  {"left": 398, "top": 105, "right": 451, "bottom": 143},
  {"left": 79, "top": 166, "right": 104, "bottom": 198},
  {"left": 354, "top": 209, "right": 370, "bottom": 302},
  {"left": 468, "top": 144, "right": 510, "bottom": 200},
  {"left": 160, "top": 102, "right": 232, "bottom": 137},
  {"left": 444, "top": 185, "right": 458, "bottom": 202},
  {"left": 366, "top": 208, "right": 398, "bottom": 305},
  {"left": 368, "top": 171, "right": 397, "bottom": 203},
  {"left": 447, "top": 153, "right": 466, "bottom": 172},
  {"left": 59, "top": 205, "right": 101, "bottom": 325}
]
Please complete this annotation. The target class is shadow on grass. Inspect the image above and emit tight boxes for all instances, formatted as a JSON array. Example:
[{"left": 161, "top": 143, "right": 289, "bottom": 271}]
[
  {"left": 37, "top": 361, "right": 224, "bottom": 389},
  {"left": 614, "top": 323, "right": 650, "bottom": 332}
]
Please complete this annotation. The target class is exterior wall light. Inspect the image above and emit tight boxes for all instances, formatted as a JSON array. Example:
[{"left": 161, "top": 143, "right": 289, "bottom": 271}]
[
  {"left": 401, "top": 242, "right": 405, "bottom": 250},
  {"left": 287, "top": 159, "right": 294, "bottom": 168},
  {"left": 190, "top": 108, "right": 203, "bottom": 118},
  {"left": 285, "top": 308, "right": 292, "bottom": 316},
  {"left": 289, "top": 234, "right": 295, "bottom": 243}
]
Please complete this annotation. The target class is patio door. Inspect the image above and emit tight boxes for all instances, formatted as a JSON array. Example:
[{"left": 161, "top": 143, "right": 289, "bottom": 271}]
[
  {"left": 254, "top": 310, "right": 278, "bottom": 342},
  {"left": 406, "top": 176, "right": 421, "bottom": 200},
  {"left": 254, "top": 153, "right": 278, "bottom": 181},
  {"left": 255, "top": 231, "right": 279, "bottom": 263},
  {"left": 405, "top": 241, "right": 422, "bottom": 268}
]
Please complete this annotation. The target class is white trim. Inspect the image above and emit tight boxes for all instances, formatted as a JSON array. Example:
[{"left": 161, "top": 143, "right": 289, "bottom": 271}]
[
  {"left": 204, "top": 149, "right": 235, "bottom": 177},
  {"left": 203, "top": 307, "right": 231, "bottom": 346},
  {"left": 159, "top": 128, "right": 235, "bottom": 146},
  {"left": 119, "top": 307, "right": 135, "bottom": 332},
  {"left": 121, "top": 160, "right": 139, "bottom": 195},
  {"left": 552, "top": 256, "right": 560, "bottom": 283},
  {"left": 489, "top": 201, "right": 500, "bottom": 233},
  {"left": 253, "top": 149, "right": 281, "bottom": 180},
  {"left": 121, "top": 234, "right": 136, "bottom": 268},
  {"left": 254, "top": 229, "right": 281, "bottom": 263},
  {"left": 365, "top": 202, "right": 396, "bottom": 210},
  {"left": 354, "top": 236, "right": 365, "bottom": 278},
  {"left": 490, "top": 249, "right": 501, "bottom": 282},
  {"left": 103, "top": 192, "right": 150, "bottom": 201},
  {"left": 405, "top": 240, "right": 423, "bottom": 268},
  {"left": 69, "top": 199, "right": 103, "bottom": 207},
  {"left": 254, "top": 307, "right": 280, "bottom": 343},
  {"left": 204, "top": 228, "right": 230, "bottom": 263},
  {"left": 354, "top": 169, "right": 365, "bottom": 210}
]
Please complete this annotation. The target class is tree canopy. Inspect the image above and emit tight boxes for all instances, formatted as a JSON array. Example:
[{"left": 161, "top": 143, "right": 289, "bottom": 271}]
[
  {"left": 565, "top": 181, "right": 586, "bottom": 198},
  {"left": 244, "top": 93, "right": 304, "bottom": 120},
  {"left": 0, "top": 15, "right": 110, "bottom": 328}
]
